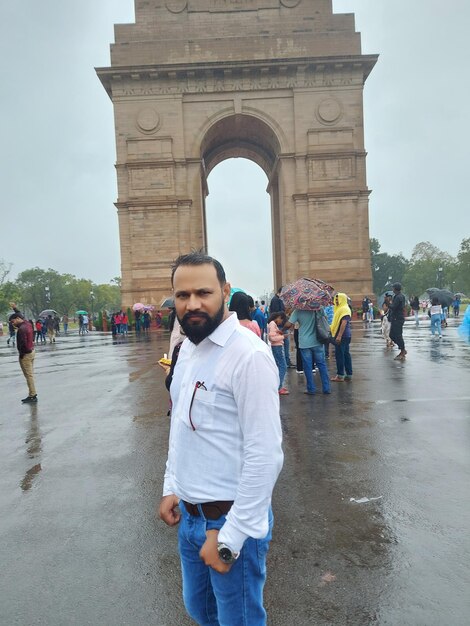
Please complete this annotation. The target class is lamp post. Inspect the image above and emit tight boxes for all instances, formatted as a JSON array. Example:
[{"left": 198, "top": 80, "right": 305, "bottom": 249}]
[
  {"left": 45, "top": 286, "right": 50, "bottom": 307},
  {"left": 437, "top": 267, "right": 443, "bottom": 289},
  {"left": 90, "top": 290, "right": 95, "bottom": 329}
]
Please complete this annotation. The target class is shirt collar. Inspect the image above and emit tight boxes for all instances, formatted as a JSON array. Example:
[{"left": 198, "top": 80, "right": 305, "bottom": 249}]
[{"left": 207, "top": 312, "right": 239, "bottom": 347}]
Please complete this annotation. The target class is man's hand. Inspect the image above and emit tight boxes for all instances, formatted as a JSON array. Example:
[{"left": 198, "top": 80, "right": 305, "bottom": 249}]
[
  {"left": 199, "top": 529, "right": 232, "bottom": 574},
  {"left": 158, "top": 494, "right": 181, "bottom": 526},
  {"left": 9, "top": 301, "right": 17, "bottom": 309}
]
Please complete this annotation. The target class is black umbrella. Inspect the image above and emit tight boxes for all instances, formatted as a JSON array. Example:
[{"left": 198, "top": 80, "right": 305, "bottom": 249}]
[
  {"left": 38, "top": 309, "right": 58, "bottom": 318},
  {"left": 160, "top": 297, "right": 174, "bottom": 309},
  {"left": 426, "top": 288, "right": 454, "bottom": 308}
]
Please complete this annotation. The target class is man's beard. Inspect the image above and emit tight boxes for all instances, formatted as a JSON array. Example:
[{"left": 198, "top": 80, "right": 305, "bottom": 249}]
[{"left": 178, "top": 300, "right": 226, "bottom": 345}]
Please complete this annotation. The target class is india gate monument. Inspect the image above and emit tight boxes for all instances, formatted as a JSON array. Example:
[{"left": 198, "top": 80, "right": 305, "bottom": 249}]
[{"left": 97, "top": 0, "right": 377, "bottom": 307}]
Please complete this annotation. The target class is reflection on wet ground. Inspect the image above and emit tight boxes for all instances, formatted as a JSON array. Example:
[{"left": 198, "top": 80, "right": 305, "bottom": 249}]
[{"left": 0, "top": 320, "right": 469, "bottom": 625}]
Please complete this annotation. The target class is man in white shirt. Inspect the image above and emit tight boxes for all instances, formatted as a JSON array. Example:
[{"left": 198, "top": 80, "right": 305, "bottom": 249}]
[{"left": 159, "top": 252, "right": 283, "bottom": 626}]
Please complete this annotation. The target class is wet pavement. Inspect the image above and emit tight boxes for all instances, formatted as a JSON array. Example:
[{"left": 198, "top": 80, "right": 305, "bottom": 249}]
[{"left": 1, "top": 319, "right": 469, "bottom": 626}]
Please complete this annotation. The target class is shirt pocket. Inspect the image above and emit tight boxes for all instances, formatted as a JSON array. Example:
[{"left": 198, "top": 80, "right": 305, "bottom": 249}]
[{"left": 188, "top": 388, "right": 217, "bottom": 430}]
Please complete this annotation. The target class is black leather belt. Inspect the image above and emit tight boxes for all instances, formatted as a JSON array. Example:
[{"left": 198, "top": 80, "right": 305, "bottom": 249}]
[{"left": 182, "top": 500, "right": 233, "bottom": 520}]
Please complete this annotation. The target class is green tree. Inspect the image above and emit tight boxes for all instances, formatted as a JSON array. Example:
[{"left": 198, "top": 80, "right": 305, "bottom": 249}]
[
  {"left": 455, "top": 238, "right": 470, "bottom": 295},
  {"left": 93, "top": 283, "right": 121, "bottom": 312},
  {"left": 402, "top": 242, "right": 457, "bottom": 296},
  {"left": 0, "top": 259, "right": 12, "bottom": 286},
  {"left": 370, "top": 239, "right": 408, "bottom": 295},
  {"left": 0, "top": 281, "right": 21, "bottom": 316}
]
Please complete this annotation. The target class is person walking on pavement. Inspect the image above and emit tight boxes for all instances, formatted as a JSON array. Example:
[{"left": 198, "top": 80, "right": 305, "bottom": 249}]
[
  {"left": 330, "top": 293, "right": 353, "bottom": 382},
  {"left": 429, "top": 297, "right": 443, "bottom": 338},
  {"left": 45, "top": 315, "right": 56, "bottom": 343},
  {"left": 9, "top": 309, "right": 38, "bottom": 403},
  {"left": 249, "top": 296, "right": 267, "bottom": 339},
  {"left": 158, "top": 251, "right": 283, "bottom": 626},
  {"left": 285, "top": 308, "right": 331, "bottom": 395},
  {"left": 361, "top": 296, "right": 370, "bottom": 322},
  {"left": 410, "top": 295, "right": 420, "bottom": 326},
  {"left": 389, "top": 282, "right": 407, "bottom": 360},
  {"left": 35, "top": 320, "right": 45, "bottom": 344},
  {"left": 7, "top": 320, "right": 16, "bottom": 347},
  {"left": 267, "top": 311, "right": 289, "bottom": 395}
]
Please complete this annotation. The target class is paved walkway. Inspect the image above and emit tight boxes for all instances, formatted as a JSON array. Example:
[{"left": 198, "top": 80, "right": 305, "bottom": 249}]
[{"left": 1, "top": 319, "right": 469, "bottom": 625}]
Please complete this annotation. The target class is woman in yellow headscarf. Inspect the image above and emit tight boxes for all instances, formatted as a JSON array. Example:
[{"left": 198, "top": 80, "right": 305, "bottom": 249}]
[{"left": 330, "top": 293, "right": 353, "bottom": 382}]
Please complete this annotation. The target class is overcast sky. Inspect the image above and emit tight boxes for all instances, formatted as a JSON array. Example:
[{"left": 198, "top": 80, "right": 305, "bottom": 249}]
[{"left": 1, "top": 1, "right": 469, "bottom": 296}]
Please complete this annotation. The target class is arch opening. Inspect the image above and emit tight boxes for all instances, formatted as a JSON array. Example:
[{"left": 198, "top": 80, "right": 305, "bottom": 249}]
[
  {"left": 205, "top": 158, "right": 273, "bottom": 298},
  {"left": 201, "top": 114, "right": 282, "bottom": 294}
]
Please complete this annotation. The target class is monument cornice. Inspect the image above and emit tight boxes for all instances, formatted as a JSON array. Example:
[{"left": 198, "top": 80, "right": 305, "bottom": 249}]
[
  {"left": 96, "top": 54, "right": 378, "bottom": 98},
  {"left": 115, "top": 198, "right": 192, "bottom": 210},
  {"left": 293, "top": 190, "right": 371, "bottom": 201}
]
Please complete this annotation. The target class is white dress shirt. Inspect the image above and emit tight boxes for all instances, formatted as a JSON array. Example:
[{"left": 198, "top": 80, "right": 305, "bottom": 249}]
[{"left": 163, "top": 312, "right": 284, "bottom": 553}]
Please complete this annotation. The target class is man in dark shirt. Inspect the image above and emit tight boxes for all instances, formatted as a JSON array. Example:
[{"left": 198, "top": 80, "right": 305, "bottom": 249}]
[
  {"left": 9, "top": 310, "right": 38, "bottom": 403},
  {"left": 269, "top": 287, "right": 285, "bottom": 314},
  {"left": 389, "top": 283, "right": 407, "bottom": 360}
]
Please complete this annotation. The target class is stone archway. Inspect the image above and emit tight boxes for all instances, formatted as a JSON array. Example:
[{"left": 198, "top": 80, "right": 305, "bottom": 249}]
[
  {"left": 97, "top": 0, "right": 377, "bottom": 307},
  {"left": 199, "top": 113, "right": 283, "bottom": 289}
]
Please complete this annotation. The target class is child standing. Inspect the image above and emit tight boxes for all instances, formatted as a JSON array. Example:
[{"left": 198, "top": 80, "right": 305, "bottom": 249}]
[
  {"left": 268, "top": 311, "right": 289, "bottom": 395},
  {"left": 429, "top": 297, "right": 443, "bottom": 338},
  {"left": 380, "top": 297, "right": 393, "bottom": 348}
]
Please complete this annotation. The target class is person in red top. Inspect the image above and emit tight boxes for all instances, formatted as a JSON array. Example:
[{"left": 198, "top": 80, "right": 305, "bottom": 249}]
[
  {"left": 9, "top": 307, "right": 38, "bottom": 403},
  {"left": 121, "top": 312, "right": 129, "bottom": 334}
]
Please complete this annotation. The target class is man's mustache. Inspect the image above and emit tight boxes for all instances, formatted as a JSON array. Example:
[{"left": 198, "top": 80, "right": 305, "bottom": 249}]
[{"left": 181, "top": 312, "right": 211, "bottom": 324}]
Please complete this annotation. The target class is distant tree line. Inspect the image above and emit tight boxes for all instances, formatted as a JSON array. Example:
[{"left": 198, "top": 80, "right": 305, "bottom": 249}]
[
  {"left": 0, "top": 263, "right": 121, "bottom": 318},
  {"left": 370, "top": 238, "right": 470, "bottom": 297}
]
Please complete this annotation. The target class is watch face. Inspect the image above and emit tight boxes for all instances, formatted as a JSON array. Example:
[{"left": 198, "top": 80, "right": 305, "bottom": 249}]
[{"left": 218, "top": 547, "right": 234, "bottom": 563}]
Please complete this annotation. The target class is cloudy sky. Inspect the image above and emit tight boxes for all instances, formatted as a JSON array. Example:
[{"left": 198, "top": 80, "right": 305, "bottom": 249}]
[{"left": 1, "top": 0, "right": 469, "bottom": 296}]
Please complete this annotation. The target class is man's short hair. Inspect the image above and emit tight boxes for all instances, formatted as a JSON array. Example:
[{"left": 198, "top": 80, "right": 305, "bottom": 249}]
[
  {"left": 392, "top": 282, "right": 402, "bottom": 291},
  {"left": 171, "top": 251, "right": 226, "bottom": 286},
  {"left": 9, "top": 312, "right": 24, "bottom": 322}
]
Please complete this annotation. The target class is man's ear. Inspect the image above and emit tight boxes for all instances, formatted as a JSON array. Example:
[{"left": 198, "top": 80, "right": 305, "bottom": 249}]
[{"left": 223, "top": 282, "right": 231, "bottom": 303}]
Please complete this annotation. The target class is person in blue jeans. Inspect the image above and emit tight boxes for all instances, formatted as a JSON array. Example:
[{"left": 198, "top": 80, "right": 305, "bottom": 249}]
[
  {"left": 330, "top": 292, "right": 353, "bottom": 381},
  {"left": 285, "top": 308, "right": 331, "bottom": 395},
  {"left": 268, "top": 311, "right": 289, "bottom": 395},
  {"left": 158, "top": 252, "right": 283, "bottom": 626}
]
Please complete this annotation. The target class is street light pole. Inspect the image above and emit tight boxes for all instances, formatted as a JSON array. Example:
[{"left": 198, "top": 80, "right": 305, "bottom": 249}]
[
  {"left": 90, "top": 290, "right": 95, "bottom": 330},
  {"left": 437, "top": 267, "right": 443, "bottom": 289}
]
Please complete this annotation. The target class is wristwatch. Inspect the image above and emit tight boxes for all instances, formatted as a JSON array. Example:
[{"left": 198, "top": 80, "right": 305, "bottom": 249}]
[{"left": 217, "top": 542, "right": 239, "bottom": 564}]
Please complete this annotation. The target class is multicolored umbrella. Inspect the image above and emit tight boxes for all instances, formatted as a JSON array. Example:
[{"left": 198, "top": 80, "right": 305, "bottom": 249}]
[
  {"left": 76, "top": 310, "right": 88, "bottom": 315},
  {"left": 280, "top": 278, "right": 335, "bottom": 311},
  {"left": 132, "top": 302, "right": 145, "bottom": 311}
]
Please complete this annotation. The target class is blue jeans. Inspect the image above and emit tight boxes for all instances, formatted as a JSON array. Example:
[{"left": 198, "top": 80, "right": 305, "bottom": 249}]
[
  {"left": 334, "top": 337, "right": 353, "bottom": 377},
  {"left": 300, "top": 345, "right": 331, "bottom": 393},
  {"left": 430, "top": 314, "right": 441, "bottom": 335},
  {"left": 283, "top": 335, "right": 292, "bottom": 366},
  {"left": 178, "top": 502, "right": 273, "bottom": 626},
  {"left": 271, "top": 345, "right": 286, "bottom": 389}
]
